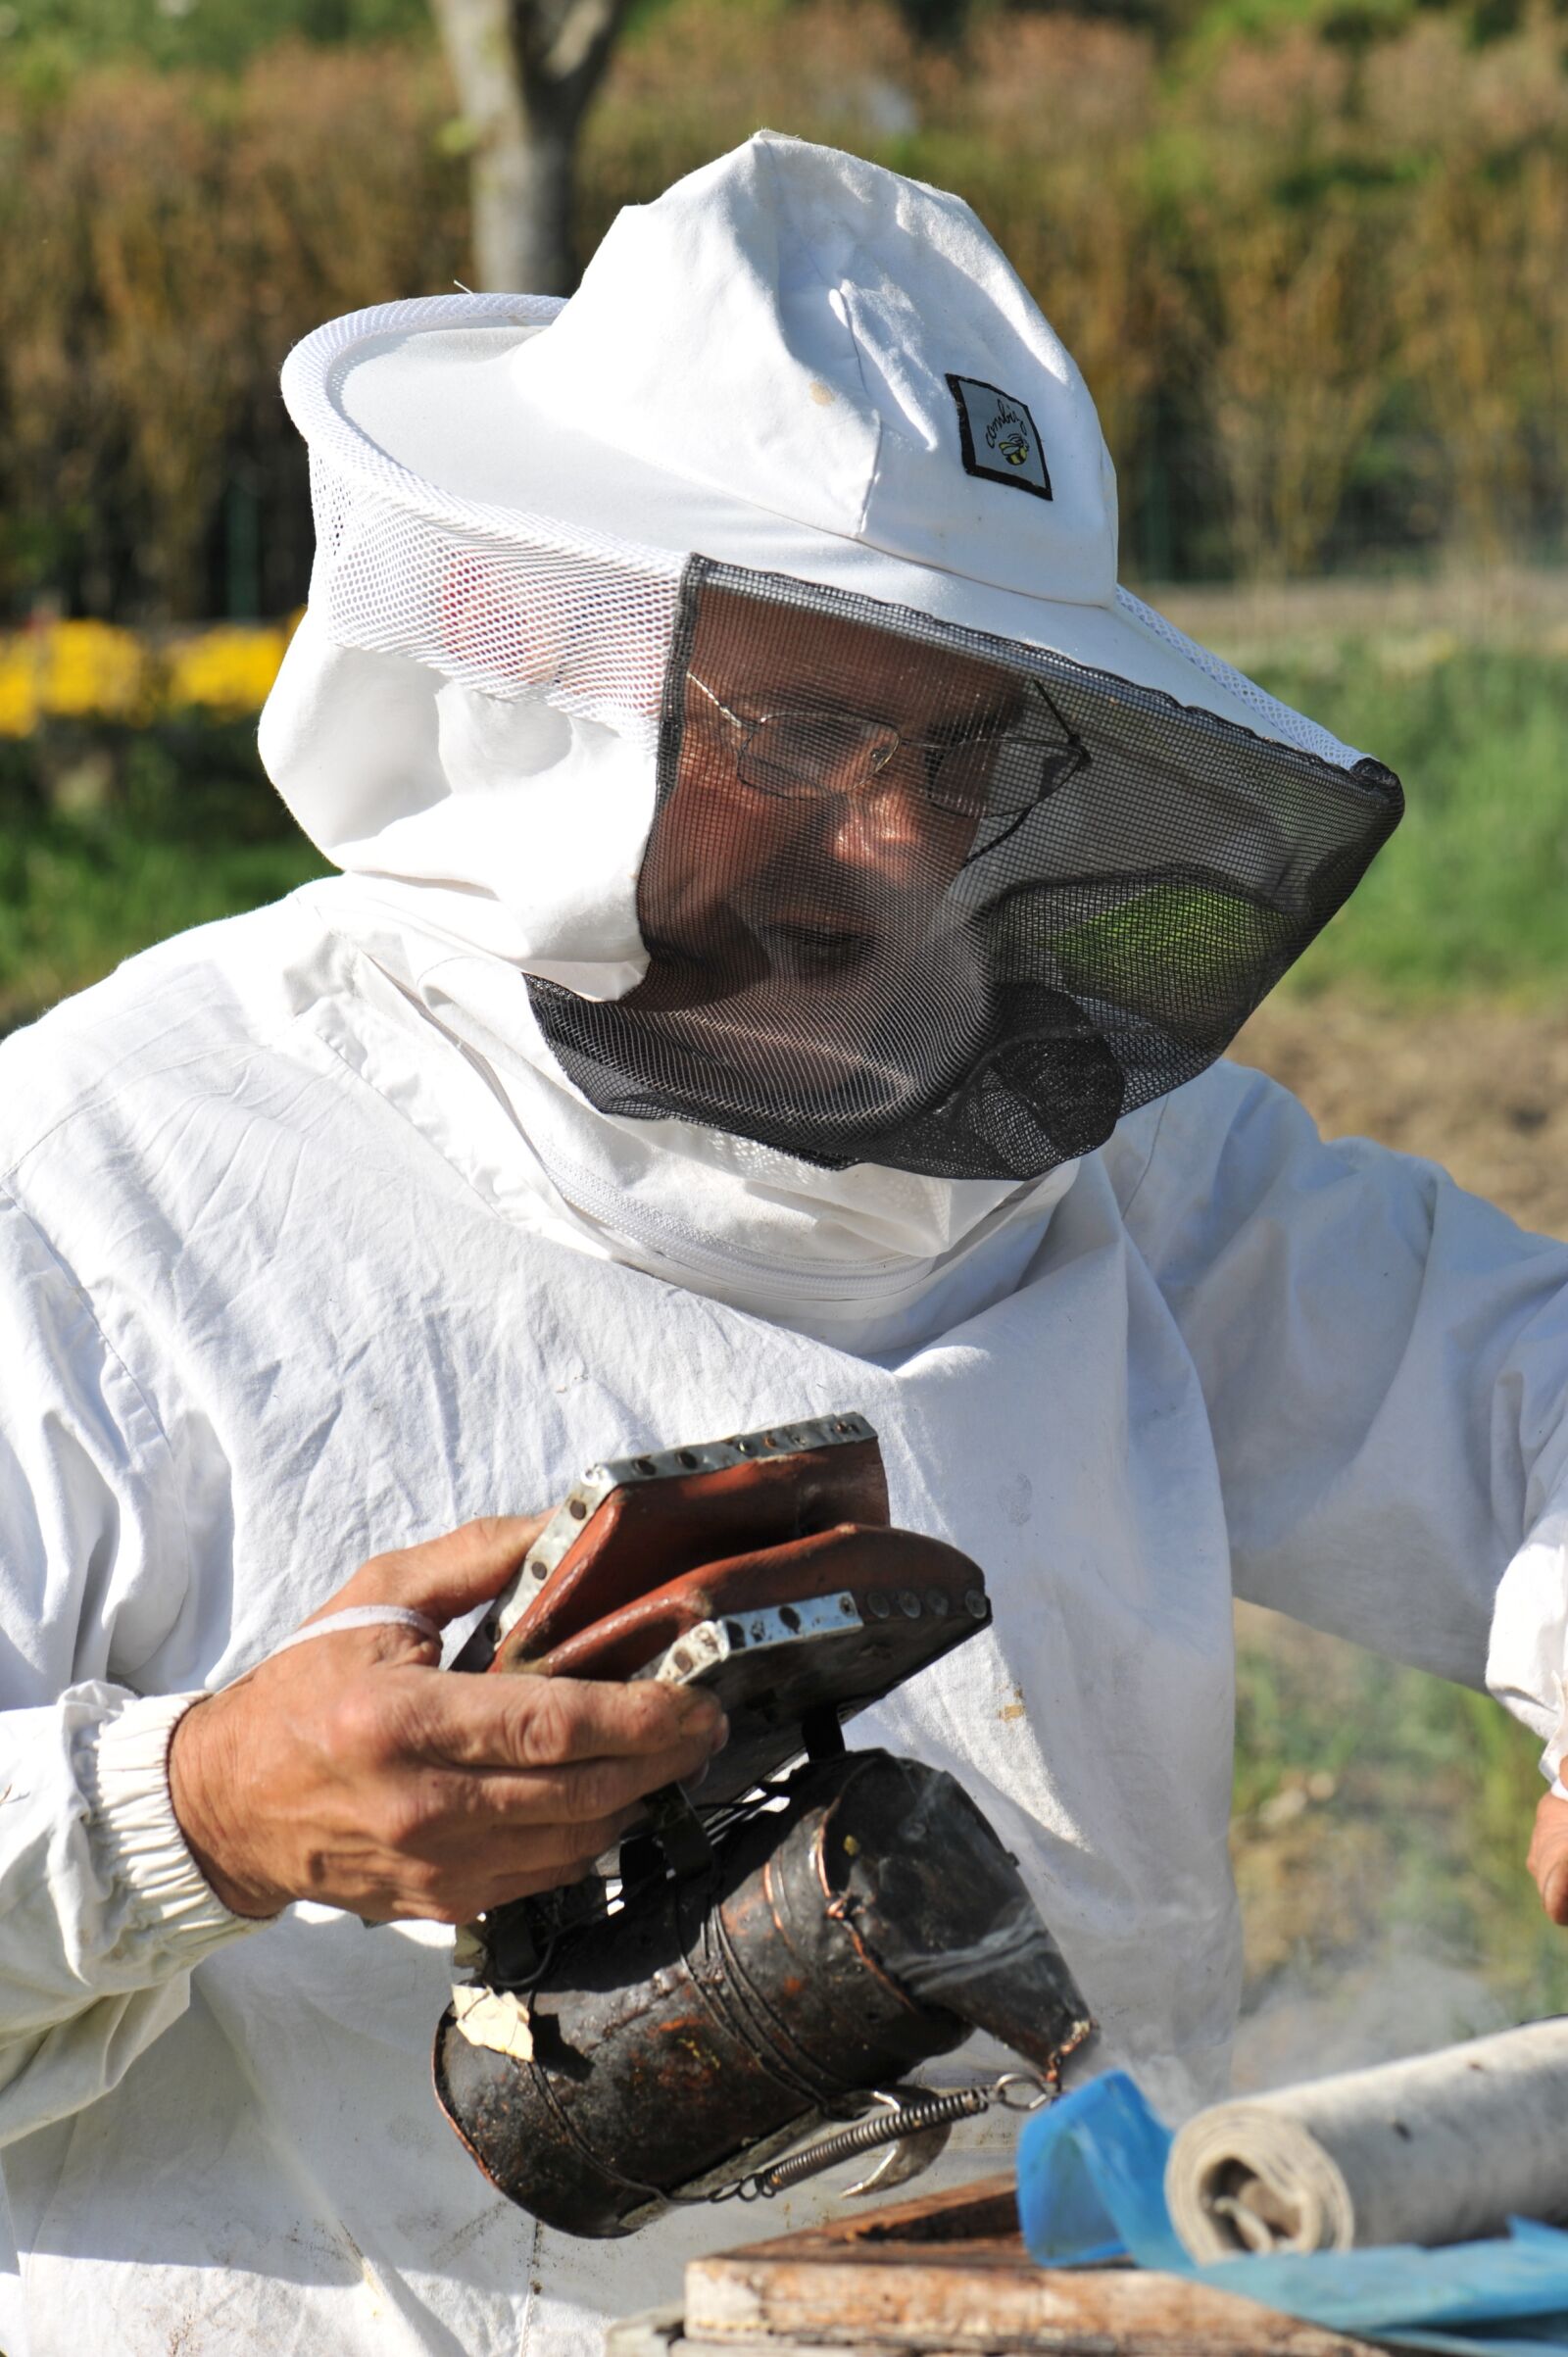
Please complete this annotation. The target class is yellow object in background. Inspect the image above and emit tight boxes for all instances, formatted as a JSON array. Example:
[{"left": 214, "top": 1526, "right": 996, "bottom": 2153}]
[
  {"left": 165, "top": 625, "right": 293, "bottom": 720},
  {"left": 0, "top": 617, "right": 298, "bottom": 737},
  {"left": 0, "top": 621, "right": 149, "bottom": 735}
]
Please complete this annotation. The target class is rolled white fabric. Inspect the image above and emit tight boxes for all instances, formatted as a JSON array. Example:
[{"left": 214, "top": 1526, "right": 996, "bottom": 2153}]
[{"left": 1166, "top": 2020, "right": 1568, "bottom": 2258}]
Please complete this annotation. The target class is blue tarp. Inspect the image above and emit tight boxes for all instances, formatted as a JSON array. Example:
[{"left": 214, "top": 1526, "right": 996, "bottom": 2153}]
[{"left": 1015, "top": 2070, "right": 1568, "bottom": 2354}]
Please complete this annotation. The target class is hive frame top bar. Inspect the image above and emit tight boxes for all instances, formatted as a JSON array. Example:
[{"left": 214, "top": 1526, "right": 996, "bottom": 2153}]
[{"left": 492, "top": 1412, "right": 879, "bottom": 1645}]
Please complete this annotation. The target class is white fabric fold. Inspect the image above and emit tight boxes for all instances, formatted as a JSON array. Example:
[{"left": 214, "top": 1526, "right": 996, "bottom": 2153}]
[
  {"left": 80, "top": 1689, "right": 253, "bottom": 1952},
  {"left": 1487, "top": 1506, "right": 1568, "bottom": 1782},
  {"left": 308, "top": 877, "right": 1077, "bottom": 1353},
  {"left": 0, "top": 1684, "right": 257, "bottom": 2170}
]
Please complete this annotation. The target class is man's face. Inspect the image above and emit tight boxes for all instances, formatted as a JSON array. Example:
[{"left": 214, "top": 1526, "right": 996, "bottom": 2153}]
[{"left": 626, "top": 587, "right": 1022, "bottom": 1113}]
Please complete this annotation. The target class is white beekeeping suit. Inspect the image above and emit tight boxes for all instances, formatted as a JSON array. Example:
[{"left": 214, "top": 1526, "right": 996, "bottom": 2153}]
[{"left": 0, "top": 129, "right": 1565, "bottom": 2357}]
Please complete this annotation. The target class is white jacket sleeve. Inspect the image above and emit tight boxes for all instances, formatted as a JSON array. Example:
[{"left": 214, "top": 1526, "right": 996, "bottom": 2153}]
[
  {"left": 0, "top": 1185, "right": 257, "bottom": 2148},
  {"left": 1117, "top": 1061, "right": 1568, "bottom": 1775}
]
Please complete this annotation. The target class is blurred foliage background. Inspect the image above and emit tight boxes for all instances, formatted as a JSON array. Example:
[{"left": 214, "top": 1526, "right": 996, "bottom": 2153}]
[
  {"left": 4, "top": 0, "right": 1568, "bottom": 2051},
  {"left": 2, "top": 0, "right": 1566, "bottom": 618}
]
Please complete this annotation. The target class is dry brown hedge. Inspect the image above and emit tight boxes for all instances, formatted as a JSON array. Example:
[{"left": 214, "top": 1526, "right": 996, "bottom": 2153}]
[{"left": 2, "top": 0, "right": 1564, "bottom": 617}]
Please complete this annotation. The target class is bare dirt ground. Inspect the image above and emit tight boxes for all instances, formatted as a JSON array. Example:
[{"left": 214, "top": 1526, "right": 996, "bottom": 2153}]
[{"left": 1231, "top": 996, "right": 1568, "bottom": 1241}]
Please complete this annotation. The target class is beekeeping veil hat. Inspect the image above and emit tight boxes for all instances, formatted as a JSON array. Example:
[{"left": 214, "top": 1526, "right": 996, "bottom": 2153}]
[{"left": 260, "top": 131, "right": 1399, "bottom": 1341}]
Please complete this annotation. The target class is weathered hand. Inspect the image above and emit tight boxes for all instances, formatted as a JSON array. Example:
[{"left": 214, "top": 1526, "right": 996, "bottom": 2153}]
[
  {"left": 1528, "top": 1789, "right": 1568, "bottom": 1925},
  {"left": 168, "top": 1516, "right": 727, "bottom": 1924}
]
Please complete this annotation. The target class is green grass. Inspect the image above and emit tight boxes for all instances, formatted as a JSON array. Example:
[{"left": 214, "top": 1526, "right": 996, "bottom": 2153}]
[
  {"left": 0, "top": 720, "right": 328, "bottom": 1033},
  {"left": 1250, "top": 645, "right": 1568, "bottom": 1003}
]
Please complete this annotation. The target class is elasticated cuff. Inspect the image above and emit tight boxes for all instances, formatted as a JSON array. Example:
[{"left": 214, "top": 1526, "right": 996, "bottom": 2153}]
[{"left": 83, "top": 1691, "right": 266, "bottom": 1960}]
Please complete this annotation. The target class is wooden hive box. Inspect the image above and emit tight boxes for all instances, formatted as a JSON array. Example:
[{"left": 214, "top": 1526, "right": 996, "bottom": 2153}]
[{"left": 609, "top": 2177, "right": 1385, "bottom": 2357}]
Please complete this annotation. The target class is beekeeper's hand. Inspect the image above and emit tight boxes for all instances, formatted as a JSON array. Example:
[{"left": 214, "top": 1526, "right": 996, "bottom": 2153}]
[
  {"left": 168, "top": 1516, "right": 727, "bottom": 1924},
  {"left": 1527, "top": 1790, "right": 1568, "bottom": 1926}
]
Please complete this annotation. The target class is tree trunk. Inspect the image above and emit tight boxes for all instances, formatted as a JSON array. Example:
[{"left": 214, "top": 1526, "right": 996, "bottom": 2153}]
[{"left": 429, "top": 0, "right": 630, "bottom": 296}]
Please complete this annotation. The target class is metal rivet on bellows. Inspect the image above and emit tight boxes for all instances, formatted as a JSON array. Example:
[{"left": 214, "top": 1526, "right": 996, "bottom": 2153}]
[
  {"left": 897, "top": 1592, "right": 922, "bottom": 1619},
  {"left": 867, "top": 1591, "right": 892, "bottom": 1621},
  {"left": 839, "top": 1595, "right": 857, "bottom": 1616},
  {"left": 526, "top": 1558, "right": 548, "bottom": 1581},
  {"left": 671, "top": 1646, "right": 693, "bottom": 1675},
  {"left": 926, "top": 1590, "right": 950, "bottom": 1617},
  {"left": 568, "top": 1498, "right": 588, "bottom": 1521},
  {"left": 964, "top": 1589, "right": 988, "bottom": 1620}
]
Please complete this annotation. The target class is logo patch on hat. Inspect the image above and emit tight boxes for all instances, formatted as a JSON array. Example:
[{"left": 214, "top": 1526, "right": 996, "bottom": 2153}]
[{"left": 946, "top": 374, "right": 1053, "bottom": 502}]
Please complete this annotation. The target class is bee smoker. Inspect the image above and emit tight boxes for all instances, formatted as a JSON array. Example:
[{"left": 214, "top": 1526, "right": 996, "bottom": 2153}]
[{"left": 434, "top": 1416, "right": 1094, "bottom": 2235}]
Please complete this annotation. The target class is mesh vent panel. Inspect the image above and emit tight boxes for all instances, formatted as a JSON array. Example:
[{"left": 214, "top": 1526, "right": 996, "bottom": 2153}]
[
  {"left": 308, "top": 450, "right": 678, "bottom": 747},
  {"left": 289, "top": 295, "right": 683, "bottom": 747},
  {"left": 528, "top": 560, "right": 1401, "bottom": 1180}
]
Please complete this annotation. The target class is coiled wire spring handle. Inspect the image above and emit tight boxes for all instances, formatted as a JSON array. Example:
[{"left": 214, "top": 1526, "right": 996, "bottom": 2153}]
[{"left": 715, "top": 2069, "right": 1059, "bottom": 2205}]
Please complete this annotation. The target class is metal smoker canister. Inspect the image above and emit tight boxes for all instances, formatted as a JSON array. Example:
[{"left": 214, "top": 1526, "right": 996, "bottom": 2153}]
[{"left": 434, "top": 1749, "right": 1092, "bottom": 2237}]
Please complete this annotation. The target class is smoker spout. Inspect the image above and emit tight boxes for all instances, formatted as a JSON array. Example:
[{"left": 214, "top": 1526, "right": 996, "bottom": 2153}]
[{"left": 810, "top": 1753, "right": 1096, "bottom": 2081}]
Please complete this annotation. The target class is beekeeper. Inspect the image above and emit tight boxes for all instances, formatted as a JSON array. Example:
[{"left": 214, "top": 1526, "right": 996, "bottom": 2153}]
[{"left": 1, "top": 129, "right": 1566, "bottom": 2357}]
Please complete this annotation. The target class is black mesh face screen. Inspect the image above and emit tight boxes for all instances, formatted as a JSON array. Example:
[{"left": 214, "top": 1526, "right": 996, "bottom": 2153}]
[{"left": 526, "top": 560, "right": 1402, "bottom": 1180}]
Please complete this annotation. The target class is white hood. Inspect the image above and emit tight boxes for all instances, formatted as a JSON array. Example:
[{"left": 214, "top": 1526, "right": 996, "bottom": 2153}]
[
  {"left": 268, "top": 629, "right": 1074, "bottom": 1350},
  {"left": 263, "top": 612, "right": 1069, "bottom": 1350},
  {"left": 259, "top": 131, "right": 1358, "bottom": 1341}
]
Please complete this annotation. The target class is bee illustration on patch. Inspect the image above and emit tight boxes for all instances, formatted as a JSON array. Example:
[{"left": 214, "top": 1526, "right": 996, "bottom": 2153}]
[{"left": 984, "top": 406, "right": 1031, "bottom": 467}]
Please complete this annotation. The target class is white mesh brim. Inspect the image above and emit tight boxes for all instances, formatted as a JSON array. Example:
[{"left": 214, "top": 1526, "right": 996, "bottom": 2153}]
[{"left": 283, "top": 295, "right": 1361, "bottom": 771}]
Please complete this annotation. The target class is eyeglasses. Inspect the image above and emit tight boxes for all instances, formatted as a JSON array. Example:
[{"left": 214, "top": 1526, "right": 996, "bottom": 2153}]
[{"left": 687, "top": 672, "right": 1088, "bottom": 825}]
